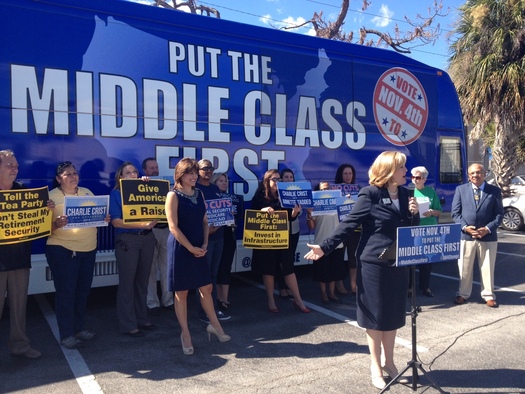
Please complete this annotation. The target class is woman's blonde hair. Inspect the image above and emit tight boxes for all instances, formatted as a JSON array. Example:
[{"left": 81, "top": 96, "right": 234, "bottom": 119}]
[
  {"left": 368, "top": 151, "right": 406, "bottom": 187},
  {"left": 211, "top": 172, "right": 228, "bottom": 185}
]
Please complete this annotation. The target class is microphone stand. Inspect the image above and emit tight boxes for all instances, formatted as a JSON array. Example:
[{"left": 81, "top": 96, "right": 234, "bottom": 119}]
[{"left": 380, "top": 264, "right": 447, "bottom": 393}]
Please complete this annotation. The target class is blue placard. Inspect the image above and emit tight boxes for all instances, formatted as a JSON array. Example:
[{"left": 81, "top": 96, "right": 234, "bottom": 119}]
[
  {"left": 337, "top": 200, "right": 355, "bottom": 222},
  {"left": 311, "top": 190, "right": 342, "bottom": 215},
  {"left": 63, "top": 195, "right": 109, "bottom": 228},
  {"left": 205, "top": 197, "right": 234, "bottom": 227},
  {"left": 331, "top": 184, "right": 361, "bottom": 201},
  {"left": 276, "top": 182, "right": 313, "bottom": 208},
  {"left": 396, "top": 224, "right": 461, "bottom": 267}
]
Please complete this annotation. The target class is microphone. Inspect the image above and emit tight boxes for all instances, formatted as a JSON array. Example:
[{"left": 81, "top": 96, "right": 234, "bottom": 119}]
[
  {"left": 407, "top": 183, "right": 416, "bottom": 220},
  {"left": 407, "top": 183, "right": 415, "bottom": 198}
]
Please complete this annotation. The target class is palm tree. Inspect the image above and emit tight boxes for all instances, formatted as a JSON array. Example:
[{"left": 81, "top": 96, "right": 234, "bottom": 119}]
[{"left": 448, "top": 0, "right": 525, "bottom": 196}]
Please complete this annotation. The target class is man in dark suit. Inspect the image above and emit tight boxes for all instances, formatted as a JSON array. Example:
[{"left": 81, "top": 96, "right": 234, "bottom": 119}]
[{"left": 451, "top": 163, "right": 504, "bottom": 308}]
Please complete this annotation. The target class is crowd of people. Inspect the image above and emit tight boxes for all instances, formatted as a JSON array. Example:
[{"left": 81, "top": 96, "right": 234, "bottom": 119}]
[{"left": 0, "top": 148, "right": 503, "bottom": 390}]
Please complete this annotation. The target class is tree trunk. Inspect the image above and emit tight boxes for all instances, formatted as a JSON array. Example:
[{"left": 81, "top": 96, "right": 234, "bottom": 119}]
[{"left": 491, "top": 116, "right": 518, "bottom": 198}]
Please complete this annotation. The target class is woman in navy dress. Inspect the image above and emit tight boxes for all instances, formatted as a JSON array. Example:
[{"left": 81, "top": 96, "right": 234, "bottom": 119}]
[
  {"left": 166, "top": 158, "right": 230, "bottom": 356},
  {"left": 305, "top": 151, "right": 419, "bottom": 390}
]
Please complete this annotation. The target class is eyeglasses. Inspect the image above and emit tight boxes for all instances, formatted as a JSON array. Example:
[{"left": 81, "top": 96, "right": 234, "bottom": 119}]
[
  {"left": 200, "top": 166, "right": 215, "bottom": 172},
  {"left": 3, "top": 162, "right": 19, "bottom": 169},
  {"left": 411, "top": 176, "right": 423, "bottom": 180},
  {"left": 270, "top": 177, "right": 281, "bottom": 182}
]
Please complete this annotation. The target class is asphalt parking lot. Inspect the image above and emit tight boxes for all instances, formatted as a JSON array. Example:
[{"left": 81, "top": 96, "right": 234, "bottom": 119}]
[{"left": 1, "top": 230, "right": 525, "bottom": 394}]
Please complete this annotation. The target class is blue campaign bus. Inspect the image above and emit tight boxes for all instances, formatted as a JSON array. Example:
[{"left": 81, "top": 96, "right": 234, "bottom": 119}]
[{"left": 0, "top": 0, "right": 466, "bottom": 293}]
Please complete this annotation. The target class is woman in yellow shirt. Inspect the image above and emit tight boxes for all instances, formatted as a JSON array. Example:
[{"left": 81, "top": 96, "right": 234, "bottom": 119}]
[{"left": 46, "top": 161, "right": 109, "bottom": 349}]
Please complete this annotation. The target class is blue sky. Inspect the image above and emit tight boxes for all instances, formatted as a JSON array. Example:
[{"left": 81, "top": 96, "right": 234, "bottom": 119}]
[{"left": 132, "top": 0, "right": 466, "bottom": 70}]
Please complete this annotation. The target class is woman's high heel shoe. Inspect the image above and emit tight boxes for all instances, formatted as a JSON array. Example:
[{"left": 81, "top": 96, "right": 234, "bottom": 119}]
[
  {"left": 206, "top": 324, "right": 231, "bottom": 343},
  {"left": 292, "top": 300, "right": 311, "bottom": 313},
  {"left": 371, "top": 375, "right": 386, "bottom": 390},
  {"left": 180, "top": 334, "right": 194, "bottom": 356},
  {"left": 382, "top": 366, "right": 409, "bottom": 384}
]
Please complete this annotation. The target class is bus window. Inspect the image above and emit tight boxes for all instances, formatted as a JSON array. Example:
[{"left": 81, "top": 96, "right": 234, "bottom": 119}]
[{"left": 440, "top": 137, "right": 464, "bottom": 184}]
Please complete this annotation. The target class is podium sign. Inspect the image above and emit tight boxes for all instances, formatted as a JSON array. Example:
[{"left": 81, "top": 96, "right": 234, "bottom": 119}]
[{"left": 395, "top": 224, "right": 461, "bottom": 267}]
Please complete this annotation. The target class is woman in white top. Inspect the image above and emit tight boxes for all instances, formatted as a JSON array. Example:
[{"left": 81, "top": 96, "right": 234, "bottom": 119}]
[{"left": 307, "top": 181, "right": 346, "bottom": 303}]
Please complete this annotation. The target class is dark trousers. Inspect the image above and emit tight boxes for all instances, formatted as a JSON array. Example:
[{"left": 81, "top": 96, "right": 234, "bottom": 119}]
[
  {"left": 408, "top": 263, "right": 432, "bottom": 291},
  {"left": 46, "top": 245, "right": 96, "bottom": 340},
  {"left": 217, "top": 227, "right": 236, "bottom": 285},
  {"left": 418, "top": 264, "right": 432, "bottom": 291},
  {"left": 198, "top": 233, "right": 223, "bottom": 317},
  {"left": 115, "top": 232, "right": 155, "bottom": 333}
]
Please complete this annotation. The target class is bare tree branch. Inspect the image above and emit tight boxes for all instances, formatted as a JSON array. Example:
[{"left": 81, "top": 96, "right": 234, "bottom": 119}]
[
  {"left": 282, "top": 0, "right": 448, "bottom": 53},
  {"left": 153, "top": 0, "right": 447, "bottom": 54},
  {"left": 154, "top": 0, "right": 220, "bottom": 18}
]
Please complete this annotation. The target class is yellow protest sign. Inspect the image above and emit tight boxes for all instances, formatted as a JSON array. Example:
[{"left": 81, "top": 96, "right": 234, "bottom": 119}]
[
  {"left": 0, "top": 186, "right": 52, "bottom": 245},
  {"left": 243, "top": 210, "right": 289, "bottom": 249},
  {"left": 120, "top": 179, "right": 170, "bottom": 223}
]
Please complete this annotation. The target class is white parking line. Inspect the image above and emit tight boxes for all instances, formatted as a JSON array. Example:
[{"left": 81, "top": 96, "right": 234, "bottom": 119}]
[
  {"left": 498, "top": 251, "right": 525, "bottom": 258},
  {"left": 35, "top": 294, "right": 103, "bottom": 394},
  {"left": 431, "top": 272, "right": 525, "bottom": 295},
  {"left": 500, "top": 231, "right": 525, "bottom": 238}
]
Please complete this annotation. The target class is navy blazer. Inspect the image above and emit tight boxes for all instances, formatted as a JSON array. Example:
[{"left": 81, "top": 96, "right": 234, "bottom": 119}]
[
  {"left": 320, "top": 185, "right": 419, "bottom": 264},
  {"left": 451, "top": 182, "right": 504, "bottom": 242}
]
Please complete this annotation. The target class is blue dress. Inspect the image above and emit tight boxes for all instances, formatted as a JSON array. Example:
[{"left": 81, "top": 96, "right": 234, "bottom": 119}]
[{"left": 167, "top": 189, "right": 211, "bottom": 291}]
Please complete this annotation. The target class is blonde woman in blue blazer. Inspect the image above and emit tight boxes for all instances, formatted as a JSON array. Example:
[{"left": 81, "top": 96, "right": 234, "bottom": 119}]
[{"left": 305, "top": 151, "right": 419, "bottom": 390}]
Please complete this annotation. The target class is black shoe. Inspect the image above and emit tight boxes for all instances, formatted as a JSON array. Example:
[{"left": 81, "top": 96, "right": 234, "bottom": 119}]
[
  {"left": 10, "top": 348, "right": 42, "bottom": 359},
  {"left": 124, "top": 330, "right": 145, "bottom": 338},
  {"left": 216, "top": 310, "right": 231, "bottom": 321},
  {"left": 139, "top": 324, "right": 158, "bottom": 331}
]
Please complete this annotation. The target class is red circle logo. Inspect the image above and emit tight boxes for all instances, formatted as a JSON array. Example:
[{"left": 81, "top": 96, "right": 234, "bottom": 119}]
[{"left": 373, "top": 68, "right": 428, "bottom": 146}]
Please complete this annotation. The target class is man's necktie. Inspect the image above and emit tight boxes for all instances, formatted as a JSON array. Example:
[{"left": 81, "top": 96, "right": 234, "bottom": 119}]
[{"left": 474, "top": 187, "right": 480, "bottom": 207}]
